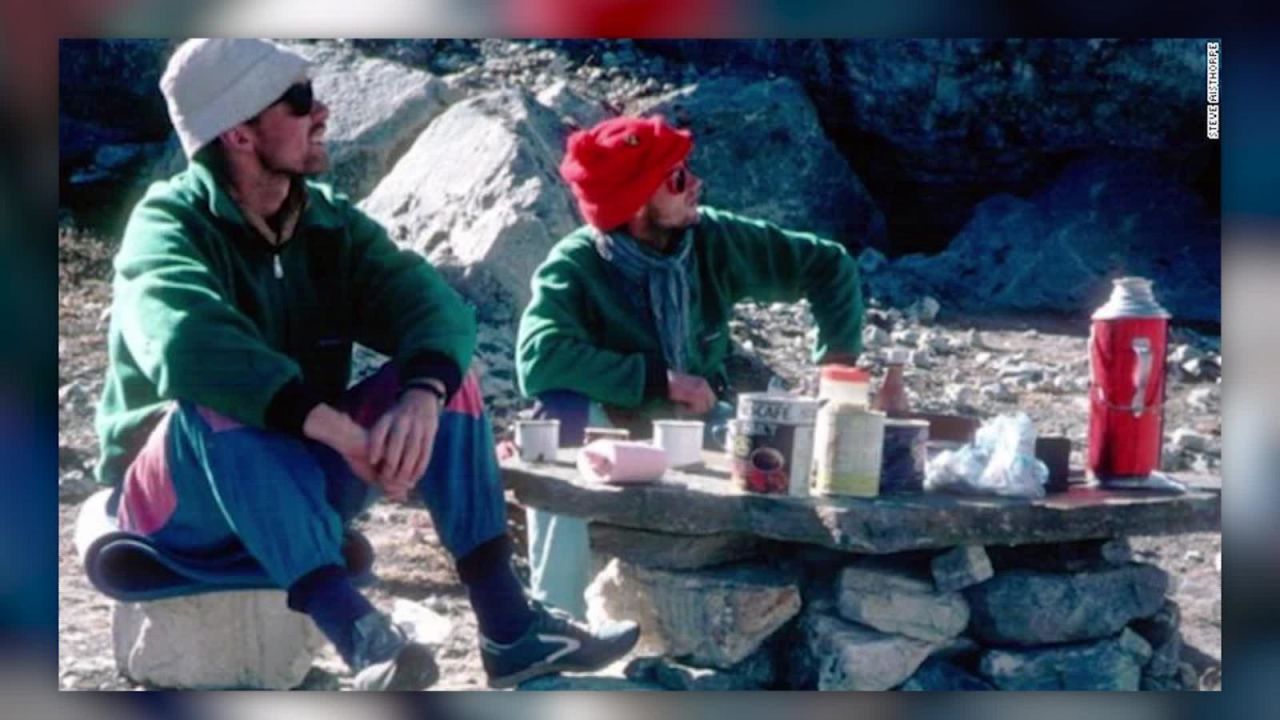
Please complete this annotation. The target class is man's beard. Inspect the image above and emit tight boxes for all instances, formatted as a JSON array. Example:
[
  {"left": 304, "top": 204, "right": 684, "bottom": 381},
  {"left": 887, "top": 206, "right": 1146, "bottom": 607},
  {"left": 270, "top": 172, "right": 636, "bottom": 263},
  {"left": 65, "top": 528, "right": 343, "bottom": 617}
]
[
  {"left": 258, "top": 145, "right": 328, "bottom": 178},
  {"left": 640, "top": 205, "right": 697, "bottom": 253}
]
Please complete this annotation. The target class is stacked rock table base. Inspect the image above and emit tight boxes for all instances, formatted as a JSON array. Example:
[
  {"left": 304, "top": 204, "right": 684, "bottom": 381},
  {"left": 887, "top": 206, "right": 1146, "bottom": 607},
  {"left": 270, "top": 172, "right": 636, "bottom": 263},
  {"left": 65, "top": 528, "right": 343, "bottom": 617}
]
[{"left": 504, "top": 451, "right": 1218, "bottom": 691}]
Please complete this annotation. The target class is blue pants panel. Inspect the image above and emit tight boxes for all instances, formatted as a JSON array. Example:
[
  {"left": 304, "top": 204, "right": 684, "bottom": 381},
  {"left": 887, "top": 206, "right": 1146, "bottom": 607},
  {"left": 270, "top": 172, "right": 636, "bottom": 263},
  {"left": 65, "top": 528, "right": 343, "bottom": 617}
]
[{"left": 126, "top": 366, "right": 506, "bottom": 589}]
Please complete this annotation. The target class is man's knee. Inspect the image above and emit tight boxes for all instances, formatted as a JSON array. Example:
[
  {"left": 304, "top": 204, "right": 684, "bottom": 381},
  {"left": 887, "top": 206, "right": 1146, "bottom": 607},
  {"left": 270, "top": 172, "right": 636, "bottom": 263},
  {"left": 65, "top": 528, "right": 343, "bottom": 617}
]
[
  {"left": 176, "top": 401, "right": 252, "bottom": 435},
  {"left": 173, "top": 401, "right": 296, "bottom": 450},
  {"left": 170, "top": 401, "right": 331, "bottom": 503}
]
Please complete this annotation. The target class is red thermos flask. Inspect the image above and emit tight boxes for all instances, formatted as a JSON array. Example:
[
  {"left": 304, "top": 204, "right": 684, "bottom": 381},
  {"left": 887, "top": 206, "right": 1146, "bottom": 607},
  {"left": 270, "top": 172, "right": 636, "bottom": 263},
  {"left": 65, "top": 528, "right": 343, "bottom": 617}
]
[{"left": 1087, "top": 277, "right": 1171, "bottom": 480}]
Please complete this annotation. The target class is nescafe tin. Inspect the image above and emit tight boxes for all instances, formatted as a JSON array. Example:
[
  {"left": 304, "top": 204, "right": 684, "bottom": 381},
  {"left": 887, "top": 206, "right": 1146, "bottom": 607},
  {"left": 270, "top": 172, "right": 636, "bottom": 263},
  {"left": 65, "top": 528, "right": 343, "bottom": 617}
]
[{"left": 729, "top": 394, "right": 819, "bottom": 496}]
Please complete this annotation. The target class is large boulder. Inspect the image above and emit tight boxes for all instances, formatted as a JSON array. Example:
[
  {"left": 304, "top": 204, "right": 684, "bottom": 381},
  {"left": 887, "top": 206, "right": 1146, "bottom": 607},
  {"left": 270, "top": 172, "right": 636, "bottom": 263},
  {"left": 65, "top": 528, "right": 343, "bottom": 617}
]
[
  {"left": 359, "top": 88, "right": 580, "bottom": 319},
  {"left": 59, "top": 39, "right": 180, "bottom": 230},
  {"left": 535, "top": 80, "right": 611, "bottom": 129},
  {"left": 964, "top": 563, "right": 1169, "bottom": 646},
  {"left": 635, "top": 76, "right": 885, "bottom": 253},
  {"left": 585, "top": 558, "right": 801, "bottom": 668},
  {"left": 59, "top": 39, "right": 176, "bottom": 155},
  {"left": 835, "top": 39, "right": 1211, "bottom": 253},
  {"left": 636, "top": 39, "right": 1214, "bottom": 256},
  {"left": 834, "top": 39, "right": 1206, "bottom": 185},
  {"left": 870, "top": 156, "right": 1220, "bottom": 321},
  {"left": 284, "top": 41, "right": 457, "bottom": 200}
]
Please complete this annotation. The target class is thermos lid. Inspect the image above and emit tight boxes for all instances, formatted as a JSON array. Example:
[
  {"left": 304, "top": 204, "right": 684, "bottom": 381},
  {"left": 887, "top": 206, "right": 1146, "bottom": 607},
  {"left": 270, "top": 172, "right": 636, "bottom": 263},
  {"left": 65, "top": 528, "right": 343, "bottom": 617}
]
[
  {"left": 820, "top": 365, "right": 870, "bottom": 382},
  {"left": 1092, "top": 277, "right": 1171, "bottom": 320},
  {"left": 885, "top": 348, "right": 910, "bottom": 364}
]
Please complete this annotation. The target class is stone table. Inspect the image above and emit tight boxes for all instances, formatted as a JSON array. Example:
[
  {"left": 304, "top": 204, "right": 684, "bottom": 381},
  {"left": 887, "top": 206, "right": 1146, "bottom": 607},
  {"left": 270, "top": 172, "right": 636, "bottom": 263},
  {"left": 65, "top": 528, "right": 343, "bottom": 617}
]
[{"left": 501, "top": 449, "right": 1221, "bottom": 554}]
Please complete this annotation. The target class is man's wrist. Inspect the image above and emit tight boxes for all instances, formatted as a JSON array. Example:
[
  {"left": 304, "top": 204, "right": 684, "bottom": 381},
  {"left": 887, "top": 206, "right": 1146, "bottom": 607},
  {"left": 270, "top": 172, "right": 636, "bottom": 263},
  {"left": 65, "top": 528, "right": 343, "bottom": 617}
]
[
  {"left": 400, "top": 385, "right": 446, "bottom": 425},
  {"left": 401, "top": 377, "right": 446, "bottom": 405},
  {"left": 399, "top": 353, "right": 462, "bottom": 402}
]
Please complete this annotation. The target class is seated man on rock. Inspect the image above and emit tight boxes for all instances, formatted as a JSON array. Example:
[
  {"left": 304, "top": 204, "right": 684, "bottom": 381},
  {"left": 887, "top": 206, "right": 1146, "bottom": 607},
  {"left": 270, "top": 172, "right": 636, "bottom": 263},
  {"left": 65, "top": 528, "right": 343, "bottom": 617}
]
[
  {"left": 95, "top": 38, "right": 638, "bottom": 691},
  {"left": 515, "top": 115, "right": 866, "bottom": 618}
]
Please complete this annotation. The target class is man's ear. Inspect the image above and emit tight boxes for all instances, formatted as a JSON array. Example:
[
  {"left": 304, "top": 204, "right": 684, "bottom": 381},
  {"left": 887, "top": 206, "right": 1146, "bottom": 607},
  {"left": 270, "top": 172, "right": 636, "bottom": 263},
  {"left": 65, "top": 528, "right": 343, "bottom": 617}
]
[{"left": 218, "top": 124, "right": 255, "bottom": 154}]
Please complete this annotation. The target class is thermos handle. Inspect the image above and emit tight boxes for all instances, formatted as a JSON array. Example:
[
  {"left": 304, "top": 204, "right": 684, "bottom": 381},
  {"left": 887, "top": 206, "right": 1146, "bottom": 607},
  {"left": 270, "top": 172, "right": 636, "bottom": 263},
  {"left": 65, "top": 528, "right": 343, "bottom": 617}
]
[{"left": 1131, "top": 337, "right": 1152, "bottom": 416}]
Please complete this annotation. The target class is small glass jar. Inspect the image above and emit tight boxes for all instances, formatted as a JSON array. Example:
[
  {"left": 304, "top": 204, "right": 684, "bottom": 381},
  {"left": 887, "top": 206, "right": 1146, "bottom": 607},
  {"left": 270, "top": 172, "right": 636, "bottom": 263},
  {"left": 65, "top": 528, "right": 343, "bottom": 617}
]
[{"left": 874, "top": 348, "right": 912, "bottom": 417}]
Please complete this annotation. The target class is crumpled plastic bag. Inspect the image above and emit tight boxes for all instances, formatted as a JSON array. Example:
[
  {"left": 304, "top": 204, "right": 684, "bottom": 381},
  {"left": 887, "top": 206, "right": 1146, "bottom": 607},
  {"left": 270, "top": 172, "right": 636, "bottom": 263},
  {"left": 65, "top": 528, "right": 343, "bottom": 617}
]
[{"left": 925, "top": 412, "right": 1048, "bottom": 498}]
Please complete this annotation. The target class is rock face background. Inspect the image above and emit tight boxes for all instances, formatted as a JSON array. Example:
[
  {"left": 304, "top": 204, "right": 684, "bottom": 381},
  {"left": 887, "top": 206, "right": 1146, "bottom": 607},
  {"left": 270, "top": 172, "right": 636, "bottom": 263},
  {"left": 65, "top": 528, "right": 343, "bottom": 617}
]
[
  {"left": 60, "top": 38, "right": 1220, "bottom": 324},
  {"left": 58, "top": 39, "right": 1222, "bottom": 690}
]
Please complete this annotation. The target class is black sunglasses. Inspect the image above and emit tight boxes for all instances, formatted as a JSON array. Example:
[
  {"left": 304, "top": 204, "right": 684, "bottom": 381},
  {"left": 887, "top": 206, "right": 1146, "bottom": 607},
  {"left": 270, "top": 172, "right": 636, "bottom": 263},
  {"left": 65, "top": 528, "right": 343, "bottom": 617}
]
[
  {"left": 274, "top": 81, "right": 315, "bottom": 117},
  {"left": 666, "top": 165, "right": 688, "bottom": 194}
]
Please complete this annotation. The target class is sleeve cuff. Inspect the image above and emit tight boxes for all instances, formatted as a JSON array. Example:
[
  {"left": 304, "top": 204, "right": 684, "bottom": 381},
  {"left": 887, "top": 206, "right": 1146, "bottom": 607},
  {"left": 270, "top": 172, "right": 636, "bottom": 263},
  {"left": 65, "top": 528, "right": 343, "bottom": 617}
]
[
  {"left": 642, "top": 353, "right": 669, "bottom": 402},
  {"left": 400, "top": 350, "right": 463, "bottom": 403},
  {"left": 264, "top": 378, "right": 325, "bottom": 436}
]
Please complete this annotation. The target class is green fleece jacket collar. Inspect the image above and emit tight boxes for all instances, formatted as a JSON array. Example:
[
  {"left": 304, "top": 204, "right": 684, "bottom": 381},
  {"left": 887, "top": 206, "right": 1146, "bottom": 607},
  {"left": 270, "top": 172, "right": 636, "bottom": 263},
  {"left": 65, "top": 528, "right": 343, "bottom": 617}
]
[{"left": 185, "top": 159, "right": 347, "bottom": 232}]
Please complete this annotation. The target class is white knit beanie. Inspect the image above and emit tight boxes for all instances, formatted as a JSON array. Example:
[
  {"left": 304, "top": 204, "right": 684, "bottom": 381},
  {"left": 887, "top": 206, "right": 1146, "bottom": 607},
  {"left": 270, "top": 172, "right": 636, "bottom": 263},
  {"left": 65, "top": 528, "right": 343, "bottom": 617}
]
[{"left": 159, "top": 38, "right": 312, "bottom": 158}]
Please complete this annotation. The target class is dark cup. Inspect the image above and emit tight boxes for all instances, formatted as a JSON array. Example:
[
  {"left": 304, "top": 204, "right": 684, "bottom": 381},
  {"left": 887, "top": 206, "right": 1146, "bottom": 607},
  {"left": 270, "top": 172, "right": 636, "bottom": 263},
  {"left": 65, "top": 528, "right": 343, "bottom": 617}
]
[
  {"left": 904, "top": 412, "right": 981, "bottom": 444},
  {"left": 1036, "top": 436, "right": 1072, "bottom": 493}
]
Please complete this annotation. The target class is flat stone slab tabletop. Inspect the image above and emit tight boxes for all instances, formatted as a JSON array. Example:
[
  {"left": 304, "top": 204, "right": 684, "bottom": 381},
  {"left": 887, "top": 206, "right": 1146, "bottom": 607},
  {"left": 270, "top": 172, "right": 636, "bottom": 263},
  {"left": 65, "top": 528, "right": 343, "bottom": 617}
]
[{"left": 501, "top": 450, "right": 1220, "bottom": 554}]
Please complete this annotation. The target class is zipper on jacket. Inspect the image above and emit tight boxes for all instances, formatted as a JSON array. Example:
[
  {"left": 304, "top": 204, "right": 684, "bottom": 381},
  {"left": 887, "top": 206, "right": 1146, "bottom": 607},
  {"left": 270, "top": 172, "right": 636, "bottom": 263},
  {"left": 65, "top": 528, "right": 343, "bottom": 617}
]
[{"left": 273, "top": 253, "right": 283, "bottom": 279}]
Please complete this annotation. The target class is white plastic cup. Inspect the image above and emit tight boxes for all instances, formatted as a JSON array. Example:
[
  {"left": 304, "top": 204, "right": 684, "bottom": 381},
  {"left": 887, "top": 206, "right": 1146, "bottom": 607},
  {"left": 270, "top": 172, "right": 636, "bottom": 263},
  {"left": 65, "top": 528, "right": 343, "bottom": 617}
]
[
  {"left": 653, "top": 419, "right": 705, "bottom": 468},
  {"left": 515, "top": 419, "right": 560, "bottom": 463}
]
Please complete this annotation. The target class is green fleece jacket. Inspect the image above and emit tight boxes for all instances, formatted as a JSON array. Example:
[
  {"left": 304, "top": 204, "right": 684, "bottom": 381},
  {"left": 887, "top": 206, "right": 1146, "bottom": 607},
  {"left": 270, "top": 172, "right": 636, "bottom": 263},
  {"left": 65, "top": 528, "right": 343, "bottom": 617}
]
[
  {"left": 95, "top": 161, "right": 476, "bottom": 487},
  {"left": 516, "top": 206, "right": 863, "bottom": 410}
]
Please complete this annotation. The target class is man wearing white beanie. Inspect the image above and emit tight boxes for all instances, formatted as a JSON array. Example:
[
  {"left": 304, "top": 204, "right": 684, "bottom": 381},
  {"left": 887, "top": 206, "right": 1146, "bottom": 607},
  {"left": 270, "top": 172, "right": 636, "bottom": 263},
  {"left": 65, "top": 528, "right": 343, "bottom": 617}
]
[{"left": 94, "top": 38, "right": 638, "bottom": 691}]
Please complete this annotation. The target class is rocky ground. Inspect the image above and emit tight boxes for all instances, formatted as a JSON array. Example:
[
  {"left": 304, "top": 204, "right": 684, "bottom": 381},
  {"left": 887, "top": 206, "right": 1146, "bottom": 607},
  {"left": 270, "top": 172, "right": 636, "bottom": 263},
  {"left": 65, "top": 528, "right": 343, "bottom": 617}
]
[{"left": 57, "top": 226, "right": 1221, "bottom": 691}]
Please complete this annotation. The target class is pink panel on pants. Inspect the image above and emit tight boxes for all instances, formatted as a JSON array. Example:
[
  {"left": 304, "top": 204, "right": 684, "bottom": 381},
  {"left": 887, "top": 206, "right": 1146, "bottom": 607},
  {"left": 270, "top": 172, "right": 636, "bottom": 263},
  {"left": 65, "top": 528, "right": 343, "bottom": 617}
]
[
  {"left": 196, "top": 405, "right": 244, "bottom": 433},
  {"left": 345, "top": 368, "right": 488, "bottom": 427},
  {"left": 446, "top": 373, "right": 486, "bottom": 418},
  {"left": 116, "top": 411, "right": 177, "bottom": 536}
]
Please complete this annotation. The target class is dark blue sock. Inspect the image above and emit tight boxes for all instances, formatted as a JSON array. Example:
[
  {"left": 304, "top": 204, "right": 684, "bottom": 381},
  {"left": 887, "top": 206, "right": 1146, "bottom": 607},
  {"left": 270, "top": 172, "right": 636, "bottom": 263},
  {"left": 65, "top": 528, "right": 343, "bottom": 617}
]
[
  {"left": 287, "top": 564, "right": 376, "bottom": 666},
  {"left": 457, "top": 536, "right": 536, "bottom": 644}
]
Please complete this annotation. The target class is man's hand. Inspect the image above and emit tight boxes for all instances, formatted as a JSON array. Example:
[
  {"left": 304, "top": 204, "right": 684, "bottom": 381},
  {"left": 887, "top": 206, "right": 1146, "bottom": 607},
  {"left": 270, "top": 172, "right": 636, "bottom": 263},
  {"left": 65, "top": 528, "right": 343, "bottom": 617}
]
[
  {"left": 343, "top": 446, "right": 380, "bottom": 487},
  {"left": 369, "top": 388, "right": 441, "bottom": 502},
  {"left": 667, "top": 371, "right": 716, "bottom": 416},
  {"left": 303, "top": 404, "right": 378, "bottom": 486}
]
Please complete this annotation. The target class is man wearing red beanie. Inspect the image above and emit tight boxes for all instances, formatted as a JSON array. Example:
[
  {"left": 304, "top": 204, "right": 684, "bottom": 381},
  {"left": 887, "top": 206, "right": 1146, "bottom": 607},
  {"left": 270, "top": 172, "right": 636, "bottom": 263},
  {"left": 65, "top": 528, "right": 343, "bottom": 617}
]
[{"left": 515, "top": 115, "right": 865, "bottom": 617}]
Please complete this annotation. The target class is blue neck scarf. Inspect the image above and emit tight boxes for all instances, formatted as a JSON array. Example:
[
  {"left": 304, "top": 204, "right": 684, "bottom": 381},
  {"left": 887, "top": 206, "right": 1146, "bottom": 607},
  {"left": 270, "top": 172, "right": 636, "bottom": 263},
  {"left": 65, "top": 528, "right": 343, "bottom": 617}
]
[{"left": 594, "top": 228, "right": 695, "bottom": 372}]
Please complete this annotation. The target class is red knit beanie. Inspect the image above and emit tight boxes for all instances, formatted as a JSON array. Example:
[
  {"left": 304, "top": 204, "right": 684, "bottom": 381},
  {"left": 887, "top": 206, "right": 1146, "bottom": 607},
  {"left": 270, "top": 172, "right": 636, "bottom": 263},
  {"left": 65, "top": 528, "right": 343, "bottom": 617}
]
[{"left": 559, "top": 115, "right": 693, "bottom": 231}]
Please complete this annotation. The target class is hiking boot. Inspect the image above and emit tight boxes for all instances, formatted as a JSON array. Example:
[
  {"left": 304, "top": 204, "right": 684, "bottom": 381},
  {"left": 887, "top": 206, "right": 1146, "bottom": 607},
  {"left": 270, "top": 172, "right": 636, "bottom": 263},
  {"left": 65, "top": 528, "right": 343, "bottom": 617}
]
[
  {"left": 480, "top": 601, "right": 640, "bottom": 689},
  {"left": 350, "top": 611, "right": 440, "bottom": 691}
]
